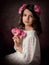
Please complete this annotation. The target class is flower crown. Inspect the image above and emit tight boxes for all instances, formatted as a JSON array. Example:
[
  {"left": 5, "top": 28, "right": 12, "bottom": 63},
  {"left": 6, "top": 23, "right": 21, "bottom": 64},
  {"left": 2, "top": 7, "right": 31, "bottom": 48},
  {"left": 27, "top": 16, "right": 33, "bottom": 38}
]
[{"left": 18, "top": 4, "right": 41, "bottom": 16}]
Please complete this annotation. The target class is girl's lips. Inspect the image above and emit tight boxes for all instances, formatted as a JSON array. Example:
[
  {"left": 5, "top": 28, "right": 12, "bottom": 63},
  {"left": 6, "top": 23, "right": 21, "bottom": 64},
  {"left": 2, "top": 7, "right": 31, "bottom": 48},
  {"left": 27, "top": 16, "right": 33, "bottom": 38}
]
[{"left": 25, "top": 21, "right": 29, "bottom": 23}]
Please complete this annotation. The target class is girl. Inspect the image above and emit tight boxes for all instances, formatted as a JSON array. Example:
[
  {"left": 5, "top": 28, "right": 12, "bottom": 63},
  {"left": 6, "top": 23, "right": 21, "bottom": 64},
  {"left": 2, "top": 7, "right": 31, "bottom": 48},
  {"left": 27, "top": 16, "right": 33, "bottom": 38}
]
[{"left": 5, "top": 3, "right": 42, "bottom": 65}]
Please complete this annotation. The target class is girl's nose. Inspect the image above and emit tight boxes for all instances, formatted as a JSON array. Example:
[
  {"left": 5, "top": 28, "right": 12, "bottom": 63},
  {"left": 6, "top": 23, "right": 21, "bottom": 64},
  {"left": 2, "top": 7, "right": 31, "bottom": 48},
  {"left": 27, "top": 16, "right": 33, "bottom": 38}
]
[{"left": 27, "top": 16, "right": 29, "bottom": 20}]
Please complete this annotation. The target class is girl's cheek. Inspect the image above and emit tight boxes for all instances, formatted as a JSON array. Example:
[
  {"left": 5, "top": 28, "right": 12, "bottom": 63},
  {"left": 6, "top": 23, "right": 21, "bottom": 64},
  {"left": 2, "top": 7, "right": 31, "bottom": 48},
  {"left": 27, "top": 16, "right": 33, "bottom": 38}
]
[{"left": 23, "top": 17, "right": 26, "bottom": 21}]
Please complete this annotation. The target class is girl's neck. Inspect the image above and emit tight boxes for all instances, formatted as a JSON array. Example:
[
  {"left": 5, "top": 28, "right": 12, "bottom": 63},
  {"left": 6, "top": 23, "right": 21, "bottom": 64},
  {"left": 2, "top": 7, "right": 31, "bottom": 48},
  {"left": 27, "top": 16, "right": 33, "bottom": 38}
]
[{"left": 25, "top": 26, "right": 34, "bottom": 31}]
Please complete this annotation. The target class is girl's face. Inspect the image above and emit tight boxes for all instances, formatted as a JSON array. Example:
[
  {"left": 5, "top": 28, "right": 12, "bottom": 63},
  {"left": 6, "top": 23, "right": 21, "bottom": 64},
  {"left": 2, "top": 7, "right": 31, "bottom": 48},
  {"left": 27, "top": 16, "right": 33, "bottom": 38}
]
[{"left": 22, "top": 9, "right": 34, "bottom": 26}]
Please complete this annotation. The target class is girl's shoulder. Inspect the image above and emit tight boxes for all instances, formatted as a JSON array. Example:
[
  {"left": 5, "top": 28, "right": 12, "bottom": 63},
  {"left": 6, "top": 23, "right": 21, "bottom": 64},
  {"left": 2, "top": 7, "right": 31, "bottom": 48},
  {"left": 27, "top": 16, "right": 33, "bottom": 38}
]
[{"left": 24, "top": 29, "right": 37, "bottom": 38}]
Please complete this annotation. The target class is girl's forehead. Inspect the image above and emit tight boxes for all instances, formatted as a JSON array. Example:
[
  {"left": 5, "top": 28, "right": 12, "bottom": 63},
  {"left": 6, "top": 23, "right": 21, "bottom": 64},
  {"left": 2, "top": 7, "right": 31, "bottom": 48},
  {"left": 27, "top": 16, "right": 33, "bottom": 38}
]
[{"left": 23, "top": 9, "right": 33, "bottom": 15}]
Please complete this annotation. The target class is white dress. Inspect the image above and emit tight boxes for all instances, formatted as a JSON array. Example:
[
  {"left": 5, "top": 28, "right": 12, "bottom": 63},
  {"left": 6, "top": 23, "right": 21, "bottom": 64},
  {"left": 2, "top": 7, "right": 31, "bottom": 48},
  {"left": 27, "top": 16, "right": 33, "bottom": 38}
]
[{"left": 5, "top": 29, "right": 41, "bottom": 65}]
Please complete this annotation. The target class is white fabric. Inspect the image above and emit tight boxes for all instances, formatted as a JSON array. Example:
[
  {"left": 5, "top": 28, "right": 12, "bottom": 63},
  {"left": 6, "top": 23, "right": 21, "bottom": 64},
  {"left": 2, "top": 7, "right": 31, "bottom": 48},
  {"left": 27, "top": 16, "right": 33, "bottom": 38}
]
[{"left": 5, "top": 29, "right": 41, "bottom": 65}]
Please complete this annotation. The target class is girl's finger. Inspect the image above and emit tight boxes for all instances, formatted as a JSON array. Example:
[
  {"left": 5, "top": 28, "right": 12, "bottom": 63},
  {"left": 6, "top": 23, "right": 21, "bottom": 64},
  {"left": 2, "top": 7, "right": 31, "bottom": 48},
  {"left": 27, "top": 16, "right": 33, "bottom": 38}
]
[
  {"left": 12, "top": 36, "right": 17, "bottom": 43},
  {"left": 14, "top": 35, "right": 20, "bottom": 41},
  {"left": 12, "top": 35, "right": 17, "bottom": 39}
]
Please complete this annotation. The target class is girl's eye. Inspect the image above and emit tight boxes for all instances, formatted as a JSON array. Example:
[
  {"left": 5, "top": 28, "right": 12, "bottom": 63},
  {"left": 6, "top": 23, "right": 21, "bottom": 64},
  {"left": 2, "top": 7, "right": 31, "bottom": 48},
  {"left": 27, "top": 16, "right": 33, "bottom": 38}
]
[
  {"left": 29, "top": 15, "right": 33, "bottom": 18},
  {"left": 23, "top": 14, "right": 27, "bottom": 16}
]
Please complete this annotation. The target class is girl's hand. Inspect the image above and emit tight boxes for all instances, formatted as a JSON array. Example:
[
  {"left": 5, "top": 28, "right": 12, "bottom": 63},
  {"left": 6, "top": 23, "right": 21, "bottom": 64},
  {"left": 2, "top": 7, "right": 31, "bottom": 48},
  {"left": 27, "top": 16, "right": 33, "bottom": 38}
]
[
  {"left": 12, "top": 35, "right": 23, "bottom": 53},
  {"left": 12, "top": 35, "right": 22, "bottom": 47}
]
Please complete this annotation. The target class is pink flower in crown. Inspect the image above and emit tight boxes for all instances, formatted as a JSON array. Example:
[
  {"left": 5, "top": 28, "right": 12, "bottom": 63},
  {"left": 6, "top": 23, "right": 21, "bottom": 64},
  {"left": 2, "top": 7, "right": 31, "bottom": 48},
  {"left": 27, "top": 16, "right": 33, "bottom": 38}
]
[
  {"left": 11, "top": 27, "right": 26, "bottom": 38},
  {"left": 18, "top": 4, "right": 27, "bottom": 14},
  {"left": 34, "top": 5, "right": 41, "bottom": 16}
]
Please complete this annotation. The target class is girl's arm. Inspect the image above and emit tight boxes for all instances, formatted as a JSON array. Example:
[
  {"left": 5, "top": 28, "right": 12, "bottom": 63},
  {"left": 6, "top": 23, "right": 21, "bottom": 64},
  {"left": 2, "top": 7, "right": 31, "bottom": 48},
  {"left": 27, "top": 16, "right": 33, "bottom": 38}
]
[{"left": 28, "top": 35, "right": 41, "bottom": 64}]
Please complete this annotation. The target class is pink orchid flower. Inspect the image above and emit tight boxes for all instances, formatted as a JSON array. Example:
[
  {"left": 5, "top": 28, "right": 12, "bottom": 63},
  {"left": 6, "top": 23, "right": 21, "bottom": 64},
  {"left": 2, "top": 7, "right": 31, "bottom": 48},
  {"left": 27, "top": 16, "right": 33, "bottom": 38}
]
[
  {"left": 20, "top": 29, "right": 26, "bottom": 37},
  {"left": 18, "top": 4, "right": 27, "bottom": 14},
  {"left": 34, "top": 5, "right": 41, "bottom": 16},
  {"left": 11, "top": 27, "right": 26, "bottom": 38}
]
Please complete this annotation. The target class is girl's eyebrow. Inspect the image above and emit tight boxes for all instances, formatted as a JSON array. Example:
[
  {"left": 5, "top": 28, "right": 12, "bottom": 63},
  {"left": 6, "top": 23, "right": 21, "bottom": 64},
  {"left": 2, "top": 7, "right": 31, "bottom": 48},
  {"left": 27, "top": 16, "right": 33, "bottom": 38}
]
[
  {"left": 23, "top": 13, "right": 27, "bottom": 14},
  {"left": 23, "top": 13, "right": 33, "bottom": 15}
]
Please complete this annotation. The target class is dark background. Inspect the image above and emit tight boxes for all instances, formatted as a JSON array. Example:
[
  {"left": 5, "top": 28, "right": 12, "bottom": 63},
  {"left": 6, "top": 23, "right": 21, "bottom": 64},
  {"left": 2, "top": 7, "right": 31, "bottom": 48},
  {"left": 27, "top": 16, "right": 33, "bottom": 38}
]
[{"left": 0, "top": 0, "right": 49, "bottom": 65}]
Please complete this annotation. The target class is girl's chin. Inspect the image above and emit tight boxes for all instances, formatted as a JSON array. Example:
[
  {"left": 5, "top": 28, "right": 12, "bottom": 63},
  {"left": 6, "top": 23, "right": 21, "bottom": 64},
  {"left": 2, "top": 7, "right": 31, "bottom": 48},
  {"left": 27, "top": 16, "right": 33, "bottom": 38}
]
[
  {"left": 25, "top": 25, "right": 30, "bottom": 26},
  {"left": 24, "top": 23, "right": 29, "bottom": 26}
]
